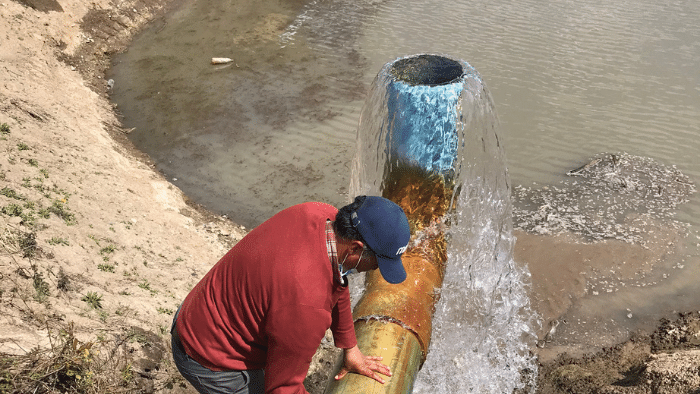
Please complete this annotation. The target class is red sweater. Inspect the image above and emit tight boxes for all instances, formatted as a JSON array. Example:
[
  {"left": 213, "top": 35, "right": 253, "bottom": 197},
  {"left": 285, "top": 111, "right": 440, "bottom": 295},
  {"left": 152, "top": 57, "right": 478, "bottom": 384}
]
[{"left": 176, "top": 202, "right": 356, "bottom": 394}]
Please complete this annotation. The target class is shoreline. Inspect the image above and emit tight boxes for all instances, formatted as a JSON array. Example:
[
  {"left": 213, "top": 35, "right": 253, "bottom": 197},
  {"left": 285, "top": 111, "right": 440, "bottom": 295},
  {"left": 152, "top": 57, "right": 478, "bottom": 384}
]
[
  {"left": 1, "top": 0, "right": 249, "bottom": 390},
  {"left": 1, "top": 0, "right": 699, "bottom": 392}
]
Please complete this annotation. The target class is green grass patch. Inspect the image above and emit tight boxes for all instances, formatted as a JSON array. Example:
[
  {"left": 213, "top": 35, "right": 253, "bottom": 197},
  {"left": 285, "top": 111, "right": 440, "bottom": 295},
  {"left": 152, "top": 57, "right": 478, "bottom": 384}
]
[
  {"left": 97, "top": 263, "right": 115, "bottom": 273},
  {"left": 156, "top": 307, "right": 174, "bottom": 315},
  {"left": 138, "top": 280, "right": 158, "bottom": 296},
  {"left": 38, "top": 207, "right": 51, "bottom": 219},
  {"left": 99, "top": 245, "right": 116, "bottom": 261},
  {"left": 47, "top": 236, "right": 69, "bottom": 246},
  {"left": 0, "top": 187, "right": 23, "bottom": 200},
  {"left": 1, "top": 203, "right": 23, "bottom": 217},
  {"left": 1, "top": 204, "right": 36, "bottom": 226},
  {"left": 48, "top": 199, "right": 76, "bottom": 224}
]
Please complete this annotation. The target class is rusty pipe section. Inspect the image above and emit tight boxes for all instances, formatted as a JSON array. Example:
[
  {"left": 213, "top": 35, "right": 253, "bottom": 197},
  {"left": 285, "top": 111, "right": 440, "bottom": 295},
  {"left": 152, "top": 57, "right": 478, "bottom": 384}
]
[
  {"left": 326, "top": 167, "right": 453, "bottom": 394},
  {"left": 355, "top": 167, "right": 452, "bottom": 358},
  {"left": 327, "top": 54, "right": 470, "bottom": 394}
]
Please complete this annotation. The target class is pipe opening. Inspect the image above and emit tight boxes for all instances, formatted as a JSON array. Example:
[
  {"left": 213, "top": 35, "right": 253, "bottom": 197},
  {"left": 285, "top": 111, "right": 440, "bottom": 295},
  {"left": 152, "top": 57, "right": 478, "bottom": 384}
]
[{"left": 389, "top": 55, "right": 464, "bottom": 86}]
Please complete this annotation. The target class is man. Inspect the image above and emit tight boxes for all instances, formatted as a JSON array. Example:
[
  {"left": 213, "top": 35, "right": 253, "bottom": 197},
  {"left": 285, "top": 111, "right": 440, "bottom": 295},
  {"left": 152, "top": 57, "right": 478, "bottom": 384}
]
[{"left": 171, "top": 195, "right": 411, "bottom": 393}]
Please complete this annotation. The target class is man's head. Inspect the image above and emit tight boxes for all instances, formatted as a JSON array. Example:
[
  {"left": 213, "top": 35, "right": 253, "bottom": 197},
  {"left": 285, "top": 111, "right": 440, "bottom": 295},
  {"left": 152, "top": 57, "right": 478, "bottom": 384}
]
[{"left": 334, "top": 196, "right": 411, "bottom": 284}]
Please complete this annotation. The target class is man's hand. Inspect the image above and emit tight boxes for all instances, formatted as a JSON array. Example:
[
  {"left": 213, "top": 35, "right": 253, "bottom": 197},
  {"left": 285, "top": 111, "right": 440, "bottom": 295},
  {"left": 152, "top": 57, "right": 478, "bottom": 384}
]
[{"left": 334, "top": 345, "right": 392, "bottom": 384}]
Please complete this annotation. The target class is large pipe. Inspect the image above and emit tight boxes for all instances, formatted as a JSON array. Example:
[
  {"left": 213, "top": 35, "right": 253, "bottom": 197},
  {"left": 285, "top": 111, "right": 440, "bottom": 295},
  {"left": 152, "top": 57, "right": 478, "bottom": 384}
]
[{"left": 326, "top": 54, "right": 473, "bottom": 394}]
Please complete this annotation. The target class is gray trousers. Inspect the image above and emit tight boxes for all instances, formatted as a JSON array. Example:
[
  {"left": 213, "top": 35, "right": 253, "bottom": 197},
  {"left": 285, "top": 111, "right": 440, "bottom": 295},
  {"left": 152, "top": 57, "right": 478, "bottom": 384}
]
[{"left": 171, "top": 307, "right": 265, "bottom": 394}]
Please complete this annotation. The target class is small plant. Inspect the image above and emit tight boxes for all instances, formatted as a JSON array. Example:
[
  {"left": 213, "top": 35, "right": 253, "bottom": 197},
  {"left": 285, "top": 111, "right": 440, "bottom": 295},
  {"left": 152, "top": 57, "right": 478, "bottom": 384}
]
[
  {"left": 156, "top": 307, "right": 174, "bottom": 315},
  {"left": 128, "top": 332, "right": 150, "bottom": 346},
  {"left": 96, "top": 332, "right": 107, "bottom": 343},
  {"left": 0, "top": 204, "right": 35, "bottom": 226},
  {"left": 114, "top": 305, "right": 129, "bottom": 315},
  {"left": 138, "top": 280, "right": 158, "bottom": 296},
  {"left": 48, "top": 199, "right": 76, "bottom": 224},
  {"left": 99, "top": 245, "right": 116, "bottom": 261},
  {"left": 57, "top": 268, "right": 70, "bottom": 291},
  {"left": 81, "top": 292, "right": 103, "bottom": 309},
  {"left": 18, "top": 231, "right": 38, "bottom": 258},
  {"left": 39, "top": 168, "right": 49, "bottom": 178},
  {"left": 98, "top": 311, "right": 109, "bottom": 323},
  {"left": 48, "top": 236, "right": 69, "bottom": 246},
  {"left": 17, "top": 142, "right": 29, "bottom": 151},
  {"left": 22, "top": 211, "right": 36, "bottom": 226},
  {"left": 121, "top": 363, "right": 133, "bottom": 384},
  {"left": 38, "top": 207, "right": 51, "bottom": 218},
  {"left": 87, "top": 234, "right": 100, "bottom": 246},
  {"left": 1, "top": 203, "right": 23, "bottom": 217},
  {"left": 0, "top": 123, "right": 9, "bottom": 135},
  {"left": 33, "top": 271, "right": 50, "bottom": 302},
  {"left": 97, "top": 263, "right": 115, "bottom": 273},
  {"left": 28, "top": 158, "right": 38, "bottom": 167},
  {"left": 1, "top": 203, "right": 37, "bottom": 226},
  {"left": 0, "top": 187, "right": 23, "bottom": 200}
]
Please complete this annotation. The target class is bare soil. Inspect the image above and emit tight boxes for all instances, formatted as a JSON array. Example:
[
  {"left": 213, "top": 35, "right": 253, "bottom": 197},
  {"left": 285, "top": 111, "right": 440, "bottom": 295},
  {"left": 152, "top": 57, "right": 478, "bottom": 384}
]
[{"left": 1, "top": 0, "right": 699, "bottom": 392}]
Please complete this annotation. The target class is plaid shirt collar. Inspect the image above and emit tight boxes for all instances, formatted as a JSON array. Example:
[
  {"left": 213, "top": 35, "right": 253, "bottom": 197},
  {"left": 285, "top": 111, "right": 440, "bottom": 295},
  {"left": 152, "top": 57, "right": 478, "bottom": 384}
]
[{"left": 326, "top": 220, "right": 346, "bottom": 286}]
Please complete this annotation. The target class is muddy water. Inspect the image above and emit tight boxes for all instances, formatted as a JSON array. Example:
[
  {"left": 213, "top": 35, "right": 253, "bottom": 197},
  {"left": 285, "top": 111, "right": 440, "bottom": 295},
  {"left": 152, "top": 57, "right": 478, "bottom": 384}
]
[{"left": 109, "top": 0, "right": 700, "bottom": 364}]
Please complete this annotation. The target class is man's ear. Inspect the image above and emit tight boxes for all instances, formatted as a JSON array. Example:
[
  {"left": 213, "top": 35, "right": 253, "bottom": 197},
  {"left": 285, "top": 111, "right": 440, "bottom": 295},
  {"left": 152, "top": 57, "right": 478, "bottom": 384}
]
[{"left": 350, "top": 240, "right": 365, "bottom": 255}]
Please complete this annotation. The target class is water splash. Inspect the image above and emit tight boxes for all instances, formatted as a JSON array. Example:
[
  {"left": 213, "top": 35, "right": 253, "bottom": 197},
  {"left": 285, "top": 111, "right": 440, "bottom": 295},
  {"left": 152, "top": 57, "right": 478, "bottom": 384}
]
[{"left": 349, "top": 54, "right": 539, "bottom": 393}]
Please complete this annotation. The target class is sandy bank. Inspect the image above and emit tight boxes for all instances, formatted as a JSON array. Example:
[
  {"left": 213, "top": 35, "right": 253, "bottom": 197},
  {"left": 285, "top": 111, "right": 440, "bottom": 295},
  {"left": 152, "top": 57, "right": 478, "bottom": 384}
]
[{"left": 1, "top": 0, "right": 247, "bottom": 390}]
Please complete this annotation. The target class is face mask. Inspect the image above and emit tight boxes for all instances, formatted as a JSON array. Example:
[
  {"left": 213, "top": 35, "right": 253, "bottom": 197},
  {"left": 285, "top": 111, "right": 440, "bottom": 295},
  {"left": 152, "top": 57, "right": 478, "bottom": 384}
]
[{"left": 339, "top": 249, "right": 363, "bottom": 277}]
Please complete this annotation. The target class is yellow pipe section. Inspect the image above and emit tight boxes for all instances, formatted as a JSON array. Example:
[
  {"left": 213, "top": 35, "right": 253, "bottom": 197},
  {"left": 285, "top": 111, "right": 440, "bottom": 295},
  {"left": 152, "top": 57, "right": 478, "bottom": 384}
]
[{"left": 327, "top": 164, "right": 453, "bottom": 394}]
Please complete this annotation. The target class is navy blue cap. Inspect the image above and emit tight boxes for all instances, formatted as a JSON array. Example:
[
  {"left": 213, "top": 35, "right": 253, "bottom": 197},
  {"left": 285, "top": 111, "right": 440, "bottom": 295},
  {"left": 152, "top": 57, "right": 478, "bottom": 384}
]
[{"left": 351, "top": 196, "right": 411, "bottom": 284}]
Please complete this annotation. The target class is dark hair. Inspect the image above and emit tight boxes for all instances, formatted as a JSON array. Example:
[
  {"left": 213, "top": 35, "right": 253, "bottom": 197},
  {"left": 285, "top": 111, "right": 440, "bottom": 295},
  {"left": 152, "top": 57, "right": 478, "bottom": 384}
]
[{"left": 333, "top": 195, "right": 367, "bottom": 242}]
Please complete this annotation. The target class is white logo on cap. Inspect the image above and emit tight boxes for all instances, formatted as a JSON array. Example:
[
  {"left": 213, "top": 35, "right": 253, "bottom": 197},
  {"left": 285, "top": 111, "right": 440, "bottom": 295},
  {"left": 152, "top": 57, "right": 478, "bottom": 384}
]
[{"left": 396, "top": 244, "right": 408, "bottom": 255}]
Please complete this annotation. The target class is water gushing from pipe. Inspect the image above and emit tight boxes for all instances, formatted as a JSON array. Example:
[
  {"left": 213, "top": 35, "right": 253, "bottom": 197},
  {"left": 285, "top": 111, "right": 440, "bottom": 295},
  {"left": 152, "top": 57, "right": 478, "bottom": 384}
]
[{"left": 347, "top": 54, "right": 539, "bottom": 393}]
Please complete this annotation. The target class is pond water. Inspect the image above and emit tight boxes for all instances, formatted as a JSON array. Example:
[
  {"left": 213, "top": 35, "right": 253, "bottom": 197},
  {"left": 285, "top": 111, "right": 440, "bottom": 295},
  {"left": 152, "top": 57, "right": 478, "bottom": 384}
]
[{"left": 109, "top": 0, "right": 700, "bottom": 389}]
